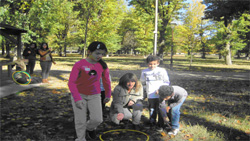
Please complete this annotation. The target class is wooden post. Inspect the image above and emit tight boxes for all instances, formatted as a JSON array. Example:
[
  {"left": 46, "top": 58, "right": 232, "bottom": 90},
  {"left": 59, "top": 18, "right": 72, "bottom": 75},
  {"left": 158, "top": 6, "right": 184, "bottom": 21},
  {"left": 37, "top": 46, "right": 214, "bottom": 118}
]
[{"left": 17, "top": 34, "right": 21, "bottom": 59}]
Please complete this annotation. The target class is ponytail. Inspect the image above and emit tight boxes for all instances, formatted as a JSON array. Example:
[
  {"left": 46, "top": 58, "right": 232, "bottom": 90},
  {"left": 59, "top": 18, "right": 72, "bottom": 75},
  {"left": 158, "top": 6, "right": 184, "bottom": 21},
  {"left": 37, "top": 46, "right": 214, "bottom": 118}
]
[{"left": 98, "top": 59, "right": 107, "bottom": 70}]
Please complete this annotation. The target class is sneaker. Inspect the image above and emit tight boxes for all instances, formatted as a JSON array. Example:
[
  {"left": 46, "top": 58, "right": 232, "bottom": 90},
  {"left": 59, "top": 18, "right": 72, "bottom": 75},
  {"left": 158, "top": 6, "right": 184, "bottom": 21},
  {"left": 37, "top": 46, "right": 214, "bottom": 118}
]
[
  {"left": 86, "top": 130, "right": 97, "bottom": 139},
  {"left": 156, "top": 127, "right": 164, "bottom": 132},
  {"left": 168, "top": 128, "right": 179, "bottom": 135}
]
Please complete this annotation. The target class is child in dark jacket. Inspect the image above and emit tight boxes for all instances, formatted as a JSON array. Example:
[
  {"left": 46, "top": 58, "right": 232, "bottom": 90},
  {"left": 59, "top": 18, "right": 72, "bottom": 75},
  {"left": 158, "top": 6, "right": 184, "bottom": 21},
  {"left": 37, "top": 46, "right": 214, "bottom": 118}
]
[{"left": 158, "top": 85, "right": 188, "bottom": 135}]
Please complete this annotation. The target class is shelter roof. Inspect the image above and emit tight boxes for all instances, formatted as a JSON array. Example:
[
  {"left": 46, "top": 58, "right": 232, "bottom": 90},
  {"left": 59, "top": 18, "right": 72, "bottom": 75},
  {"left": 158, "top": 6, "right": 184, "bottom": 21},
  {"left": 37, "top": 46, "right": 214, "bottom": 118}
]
[{"left": 0, "top": 23, "right": 27, "bottom": 35}]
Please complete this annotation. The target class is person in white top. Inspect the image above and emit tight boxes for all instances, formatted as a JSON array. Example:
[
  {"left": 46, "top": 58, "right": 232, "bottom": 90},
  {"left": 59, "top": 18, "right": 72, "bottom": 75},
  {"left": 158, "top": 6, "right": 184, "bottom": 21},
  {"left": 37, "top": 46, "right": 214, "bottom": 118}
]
[{"left": 140, "top": 55, "right": 170, "bottom": 130}]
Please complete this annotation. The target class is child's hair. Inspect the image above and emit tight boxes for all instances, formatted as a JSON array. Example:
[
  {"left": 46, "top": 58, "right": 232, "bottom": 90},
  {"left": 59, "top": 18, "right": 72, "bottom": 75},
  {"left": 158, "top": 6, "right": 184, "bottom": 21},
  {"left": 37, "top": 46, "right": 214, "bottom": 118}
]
[
  {"left": 88, "top": 41, "right": 108, "bottom": 70},
  {"left": 158, "top": 85, "right": 174, "bottom": 98},
  {"left": 119, "top": 73, "right": 142, "bottom": 92},
  {"left": 30, "top": 43, "right": 37, "bottom": 48},
  {"left": 146, "top": 55, "right": 160, "bottom": 63},
  {"left": 40, "top": 43, "right": 49, "bottom": 50}
]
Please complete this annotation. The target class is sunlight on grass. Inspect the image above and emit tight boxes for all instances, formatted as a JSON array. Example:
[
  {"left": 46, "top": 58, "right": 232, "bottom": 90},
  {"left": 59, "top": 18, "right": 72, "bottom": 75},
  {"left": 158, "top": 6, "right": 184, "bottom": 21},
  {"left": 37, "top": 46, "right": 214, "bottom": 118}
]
[
  {"left": 166, "top": 55, "right": 250, "bottom": 72},
  {"left": 107, "top": 62, "right": 141, "bottom": 70},
  {"left": 173, "top": 122, "right": 225, "bottom": 141},
  {"left": 184, "top": 94, "right": 250, "bottom": 138},
  {"left": 183, "top": 109, "right": 250, "bottom": 137}
]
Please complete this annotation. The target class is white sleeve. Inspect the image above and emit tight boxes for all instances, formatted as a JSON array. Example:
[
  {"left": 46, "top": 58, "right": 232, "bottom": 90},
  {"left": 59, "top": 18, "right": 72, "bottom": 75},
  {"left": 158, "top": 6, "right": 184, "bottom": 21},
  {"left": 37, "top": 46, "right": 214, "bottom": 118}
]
[{"left": 162, "top": 68, "right": 170, "bottom": 85}]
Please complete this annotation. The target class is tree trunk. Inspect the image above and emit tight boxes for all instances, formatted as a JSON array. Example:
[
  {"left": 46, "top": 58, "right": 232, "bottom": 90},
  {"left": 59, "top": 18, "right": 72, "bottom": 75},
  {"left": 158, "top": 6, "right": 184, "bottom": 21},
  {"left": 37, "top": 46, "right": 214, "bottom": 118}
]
[
  {"left": 6, "top": 42, "right": 10, "bottom": 58},
  {"left": 58, "top": 46, "right": 62, "bottom": 57},
  {"left": 2, "top": 39, "right": 5, "bottom": 55},
  {"left": 225, "top": 41, "right": 232, "bottom": 65},
  {"left": 189, "top": 44, "right": 193, "bottom": 70},
  {"left": 201, "top": 46, "right": 206, "bottom": 59},
  {"left": 83, "top": 8, "right": 90, "bottom": 58},
  {"left": 63, "top": 43, "right": 67, "bottom": 57},
  {"left": 157, "top": 19, "right": 168, "bottom": 59},
  {"left": 237, "top": 51, "right": 240, "bottom": 59}
]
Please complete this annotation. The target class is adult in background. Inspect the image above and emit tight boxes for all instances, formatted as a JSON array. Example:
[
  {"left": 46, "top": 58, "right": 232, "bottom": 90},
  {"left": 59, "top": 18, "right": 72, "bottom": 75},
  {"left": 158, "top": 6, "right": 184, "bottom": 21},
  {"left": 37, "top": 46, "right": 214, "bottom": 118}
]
[
  {"left": 110, "top": 73, "right": 144, "bottom": 130},
  {"left": 38, "top": 43, "right": 56, "bottom": 83},
  {"left": 23, "top": 43, "right": 38, "bottom": 75}
]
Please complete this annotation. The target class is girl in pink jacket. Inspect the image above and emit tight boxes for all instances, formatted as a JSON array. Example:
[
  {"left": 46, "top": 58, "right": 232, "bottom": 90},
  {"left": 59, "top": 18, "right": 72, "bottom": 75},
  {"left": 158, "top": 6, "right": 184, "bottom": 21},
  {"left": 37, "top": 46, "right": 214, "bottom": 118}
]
[{"left": 68, "top": 41, "right": 111, "bottom": 141}]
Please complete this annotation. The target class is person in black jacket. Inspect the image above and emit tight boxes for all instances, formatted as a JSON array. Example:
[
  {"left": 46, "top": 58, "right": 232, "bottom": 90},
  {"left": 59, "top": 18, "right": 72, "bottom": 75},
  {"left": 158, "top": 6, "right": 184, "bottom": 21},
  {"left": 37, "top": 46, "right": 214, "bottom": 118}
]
[{"left": 23, "top": 43, "right": 37, "bottom": 75}]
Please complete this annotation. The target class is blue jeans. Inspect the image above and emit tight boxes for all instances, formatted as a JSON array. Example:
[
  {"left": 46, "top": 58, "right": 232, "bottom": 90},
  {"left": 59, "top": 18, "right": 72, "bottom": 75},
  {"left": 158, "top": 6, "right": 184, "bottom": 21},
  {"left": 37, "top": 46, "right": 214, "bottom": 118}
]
[{"left": 159, "top": 97, "right": 186, "bottom": 129}]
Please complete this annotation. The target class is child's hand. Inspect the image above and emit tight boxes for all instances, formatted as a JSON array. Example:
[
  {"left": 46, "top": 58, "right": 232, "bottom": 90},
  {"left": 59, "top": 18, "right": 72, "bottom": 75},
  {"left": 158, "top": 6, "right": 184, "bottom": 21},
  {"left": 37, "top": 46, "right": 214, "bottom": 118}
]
[
  {"left": 53, "top": 61, "right": 56, "bottom": 65},
  {"left": 117, "top": 113, "right": 124, "bottom": 121},
  {"left": 75, "top": 100, "right": 84, "bottom": 109},
  {"left": 103, "top": 97, "right": 110, "bottom": 103},
  {"left": 155, "top": 90, "right": 159, "bottom": 95},
  {"left": 166, "top": 106, "right": 171, "bottom": 113}
]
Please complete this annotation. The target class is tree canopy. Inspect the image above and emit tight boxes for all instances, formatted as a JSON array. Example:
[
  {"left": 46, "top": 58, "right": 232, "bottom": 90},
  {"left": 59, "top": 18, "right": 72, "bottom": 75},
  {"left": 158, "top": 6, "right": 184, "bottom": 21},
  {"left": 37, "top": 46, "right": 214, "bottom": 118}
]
[{"left": 1, "top": 0, "right": 249, "bottom": 64}]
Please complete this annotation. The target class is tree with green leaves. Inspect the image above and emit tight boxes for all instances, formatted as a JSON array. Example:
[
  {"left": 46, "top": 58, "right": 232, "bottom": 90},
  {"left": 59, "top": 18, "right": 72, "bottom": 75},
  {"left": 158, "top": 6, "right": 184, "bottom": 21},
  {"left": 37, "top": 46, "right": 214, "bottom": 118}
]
[
  {"left": 203, "top": 0, "right": 250, "bottom": 65},
  {"left": 211, "top": 14, "right": 249, "bottom": 63},
  {"left": 129, "top": 0, "right": 185, "bottom": 58},
  {"left": 73, "top": 0, "right": 106, "bottom": 58},
  {"left": 176, "top": 0, "right": 206, "bottom": 68},
  {"left": 46, "top": 0, "right": 78, "bottom": 57},
  {"left": 87, "top": 0, "right": 127, "bottom": 56}
]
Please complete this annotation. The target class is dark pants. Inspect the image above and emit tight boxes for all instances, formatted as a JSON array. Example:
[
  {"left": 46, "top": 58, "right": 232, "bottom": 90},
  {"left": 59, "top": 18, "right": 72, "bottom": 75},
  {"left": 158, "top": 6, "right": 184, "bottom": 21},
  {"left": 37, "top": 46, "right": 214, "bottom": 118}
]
[
  {"left": 40, "top": 61, "right": 52, "bottom": 79},
  {"left": 26, "top": 60, "right": 36, "bottom": 74},
  {"left": 148, "top": 98, "right": 164, "bottom": 127},
  {"left": 101, "top": 91, "right": 106, "bottom": 112}
]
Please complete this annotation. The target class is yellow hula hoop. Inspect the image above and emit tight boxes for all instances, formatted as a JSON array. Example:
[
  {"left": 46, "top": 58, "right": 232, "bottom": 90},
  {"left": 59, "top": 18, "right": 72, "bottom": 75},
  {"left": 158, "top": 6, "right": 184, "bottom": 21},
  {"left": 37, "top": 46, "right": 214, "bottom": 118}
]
[
  {"left": 99, "top": 129, "right": 150, "bottom": 141},
  {"left": 12, "top": 71, "right": 31, "bottom": 85}
]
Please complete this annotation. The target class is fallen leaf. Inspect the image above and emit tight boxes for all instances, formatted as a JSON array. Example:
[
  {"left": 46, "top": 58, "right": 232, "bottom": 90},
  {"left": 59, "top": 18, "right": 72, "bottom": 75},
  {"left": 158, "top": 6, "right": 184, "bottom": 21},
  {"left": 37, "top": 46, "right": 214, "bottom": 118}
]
[
  {"left": 199, "top": 137, "right": 206, "bottom": 140},
  {"left": 112, "top": 132, "right": 120, "bottom": 135},
  {"left": 161, "top": 132, "right": 167, "bottom": 137},
  {"left": 184, "top": 134, "right": 194, "bottom": 140}
]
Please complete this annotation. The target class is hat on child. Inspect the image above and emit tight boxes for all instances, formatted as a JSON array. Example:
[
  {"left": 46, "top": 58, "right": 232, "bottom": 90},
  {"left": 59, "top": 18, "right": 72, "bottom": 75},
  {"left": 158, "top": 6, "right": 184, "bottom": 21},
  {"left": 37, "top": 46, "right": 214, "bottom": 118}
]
[{"left": 159, "top": 85, "right": 174, "bottom": 98}]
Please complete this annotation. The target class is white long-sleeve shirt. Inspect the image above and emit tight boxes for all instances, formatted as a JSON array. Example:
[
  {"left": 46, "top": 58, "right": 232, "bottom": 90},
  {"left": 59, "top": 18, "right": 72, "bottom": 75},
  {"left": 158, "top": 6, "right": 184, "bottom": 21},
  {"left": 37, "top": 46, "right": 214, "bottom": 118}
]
[{"left": 140, "top": 67, "right": 170, "bottom": 99}]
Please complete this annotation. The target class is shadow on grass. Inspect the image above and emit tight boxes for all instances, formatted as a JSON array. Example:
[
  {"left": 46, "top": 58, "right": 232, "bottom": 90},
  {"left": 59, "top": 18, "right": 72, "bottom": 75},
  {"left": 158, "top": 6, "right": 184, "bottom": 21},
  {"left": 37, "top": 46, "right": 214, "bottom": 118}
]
[
  {"left": 163, "top": 63, "right": 250, "bottom": 73},
  {"left": 181, "top": 114, "right": 249, "bottom": 140},
  {"left": 0, "top": 87, "right": 76, "bottom": 141},
  {"left": 49, "top": 70, "right": 71, "bottom": 82},
  {"left": 186, "top": 99, "right": 249, "bottom": 119},
  {"left": 172, "top": 78, "right": 250, "bottom": 118}
]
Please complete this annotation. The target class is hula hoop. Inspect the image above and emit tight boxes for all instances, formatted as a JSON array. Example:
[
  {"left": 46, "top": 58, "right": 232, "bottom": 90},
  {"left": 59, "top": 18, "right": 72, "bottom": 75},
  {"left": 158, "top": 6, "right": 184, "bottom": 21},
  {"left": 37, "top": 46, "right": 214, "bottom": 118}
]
[
  {"left": 12, "top": 71, "right": 31, "bottom": 85},
  {"left": 99, "top": 129, "right": 150, "bottom": 141}
]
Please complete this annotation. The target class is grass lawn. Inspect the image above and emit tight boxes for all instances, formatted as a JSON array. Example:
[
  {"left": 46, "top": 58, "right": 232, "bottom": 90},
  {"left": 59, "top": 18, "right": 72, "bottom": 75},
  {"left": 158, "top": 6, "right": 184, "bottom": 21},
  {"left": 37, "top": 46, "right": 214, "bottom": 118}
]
[{"left": 1, "top": 54, "right": 249, "bottom": 141}]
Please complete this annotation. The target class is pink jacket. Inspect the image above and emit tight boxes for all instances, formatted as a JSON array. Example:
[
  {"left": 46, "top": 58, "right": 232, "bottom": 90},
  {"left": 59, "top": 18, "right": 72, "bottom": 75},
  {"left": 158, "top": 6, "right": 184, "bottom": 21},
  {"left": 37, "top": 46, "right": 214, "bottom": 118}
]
[{"left": 68, "top": 59, "right": 111, "bottom": 102}]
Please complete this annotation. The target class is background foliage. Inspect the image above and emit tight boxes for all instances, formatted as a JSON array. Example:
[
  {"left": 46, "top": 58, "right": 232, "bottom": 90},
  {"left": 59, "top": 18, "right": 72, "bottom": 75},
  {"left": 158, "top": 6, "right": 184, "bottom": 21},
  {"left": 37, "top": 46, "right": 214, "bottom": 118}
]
[{"left": 1, "top": 0, "right": 249, "bottom": 64}]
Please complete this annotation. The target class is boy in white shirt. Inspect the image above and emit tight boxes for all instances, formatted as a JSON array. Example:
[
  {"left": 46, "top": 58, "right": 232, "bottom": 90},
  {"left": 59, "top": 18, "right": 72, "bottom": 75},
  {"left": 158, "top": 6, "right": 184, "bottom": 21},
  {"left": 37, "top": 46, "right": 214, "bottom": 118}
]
[{"left": 140, "top": 55, "right": 170, "bottom": 130}]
